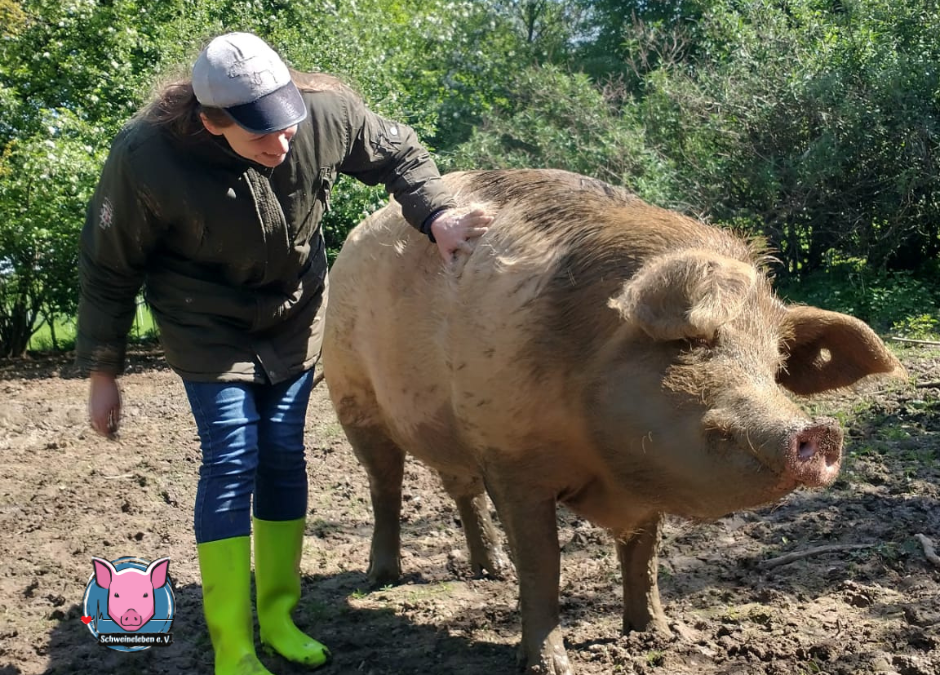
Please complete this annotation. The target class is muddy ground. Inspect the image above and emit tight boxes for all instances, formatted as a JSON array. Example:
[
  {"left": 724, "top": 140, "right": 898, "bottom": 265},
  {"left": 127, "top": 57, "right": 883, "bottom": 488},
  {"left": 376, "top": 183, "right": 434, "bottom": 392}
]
[{"left": 1, "top": 343, "right": 938, "bottom": 675}]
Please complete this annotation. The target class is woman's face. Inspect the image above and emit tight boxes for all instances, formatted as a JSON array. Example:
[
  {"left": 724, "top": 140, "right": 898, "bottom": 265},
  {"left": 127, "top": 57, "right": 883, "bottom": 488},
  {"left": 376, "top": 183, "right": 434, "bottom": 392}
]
[{"left": 200, "top": 114, "right": 298, "bottom": 168}]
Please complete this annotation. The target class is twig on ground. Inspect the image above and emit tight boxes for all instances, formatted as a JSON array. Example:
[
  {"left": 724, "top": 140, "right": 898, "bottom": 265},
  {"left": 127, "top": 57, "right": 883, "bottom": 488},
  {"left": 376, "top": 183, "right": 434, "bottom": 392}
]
[
  {"left": 915, "top": 381, "right": 940, "bottom": 389},
  {"left": 758, "top": 543, "right": 875, "bottom": 570},
  {"left": 890, "top": 336, "right": 940, "bottom": 346},
  {"left": 915, "top": 534, "right": 940, "bottom": 568}
]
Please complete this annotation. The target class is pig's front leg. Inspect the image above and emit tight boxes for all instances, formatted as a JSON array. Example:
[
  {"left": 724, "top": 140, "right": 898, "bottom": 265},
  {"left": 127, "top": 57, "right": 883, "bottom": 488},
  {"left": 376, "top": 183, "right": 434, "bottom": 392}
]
[
  {"left": 487, "top": 482, "right": 573, "bottom": 675},
  {"left": 617, "top": 514, "right": 671, "bottom": 635}
]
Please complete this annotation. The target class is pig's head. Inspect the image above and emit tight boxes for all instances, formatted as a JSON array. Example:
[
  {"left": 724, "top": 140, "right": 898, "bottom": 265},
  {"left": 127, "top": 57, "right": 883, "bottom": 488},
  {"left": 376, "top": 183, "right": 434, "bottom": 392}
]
[
  {"left": 598, "top": 248, "right": 904, "bottom": 519},
  {"left": 92, "top": 557, "right": 170, "bottom": 631}
]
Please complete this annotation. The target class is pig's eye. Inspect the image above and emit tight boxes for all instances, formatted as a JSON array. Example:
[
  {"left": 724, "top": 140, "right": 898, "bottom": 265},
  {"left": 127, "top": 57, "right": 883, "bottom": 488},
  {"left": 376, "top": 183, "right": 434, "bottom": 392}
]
[
  {"left": 144, "top": 593, "right": 149, "bottom": 598},
  {"left": 113, "top": 593, "right": 120, "bottom": 598},
  {"left": 684, "top": 336, "right": 715, "bottom": 350}
]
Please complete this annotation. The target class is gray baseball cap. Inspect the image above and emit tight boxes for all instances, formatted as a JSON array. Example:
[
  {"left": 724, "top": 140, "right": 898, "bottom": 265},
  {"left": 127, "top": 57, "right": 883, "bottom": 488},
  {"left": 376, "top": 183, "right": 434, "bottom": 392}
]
[{"left": 192, "top": 32, "right": 307, "bottom": 134}]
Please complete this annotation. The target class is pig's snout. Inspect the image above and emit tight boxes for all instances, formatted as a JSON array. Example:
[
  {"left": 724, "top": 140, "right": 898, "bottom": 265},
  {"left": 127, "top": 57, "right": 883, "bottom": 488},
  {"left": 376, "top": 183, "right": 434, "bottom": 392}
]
[
  {"left": 119, "top": 608, "right": 143, "bottom": 630},
  {"left": 787, "top": 417, "right": 843, "bottom": 487}
]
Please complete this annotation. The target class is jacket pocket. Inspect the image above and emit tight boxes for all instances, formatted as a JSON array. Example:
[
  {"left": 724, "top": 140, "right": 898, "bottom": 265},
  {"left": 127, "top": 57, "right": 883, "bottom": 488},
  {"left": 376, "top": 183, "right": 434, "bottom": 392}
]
[{"left": 381, "top": 120, "right": 404, "bottom": 147}]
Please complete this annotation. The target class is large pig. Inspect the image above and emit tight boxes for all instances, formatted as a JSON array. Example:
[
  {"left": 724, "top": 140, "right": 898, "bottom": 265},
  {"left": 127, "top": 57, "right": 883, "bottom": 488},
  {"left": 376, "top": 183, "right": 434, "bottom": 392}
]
[{"left": 322, "top": 169, "right": 903, "bottom": 674}]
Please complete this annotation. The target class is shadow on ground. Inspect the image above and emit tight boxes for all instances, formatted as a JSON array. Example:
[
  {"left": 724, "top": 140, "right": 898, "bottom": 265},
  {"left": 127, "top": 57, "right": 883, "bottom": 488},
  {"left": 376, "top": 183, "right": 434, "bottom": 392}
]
[{"left": 37, "top": 572, "right": 517, "bottom": 675}]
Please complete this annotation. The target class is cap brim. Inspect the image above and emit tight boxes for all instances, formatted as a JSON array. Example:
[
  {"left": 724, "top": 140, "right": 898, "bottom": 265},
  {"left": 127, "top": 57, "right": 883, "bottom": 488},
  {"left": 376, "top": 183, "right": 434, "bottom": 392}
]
[{"left": 224, "top": 81, "right": 307, "bottom": 133}]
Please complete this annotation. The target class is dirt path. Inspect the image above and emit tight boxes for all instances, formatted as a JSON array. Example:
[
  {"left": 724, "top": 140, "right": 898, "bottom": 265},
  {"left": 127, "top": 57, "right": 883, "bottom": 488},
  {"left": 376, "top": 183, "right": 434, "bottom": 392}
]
[{"left": 1, "top": 346, "right": 938, "bottom": 675}]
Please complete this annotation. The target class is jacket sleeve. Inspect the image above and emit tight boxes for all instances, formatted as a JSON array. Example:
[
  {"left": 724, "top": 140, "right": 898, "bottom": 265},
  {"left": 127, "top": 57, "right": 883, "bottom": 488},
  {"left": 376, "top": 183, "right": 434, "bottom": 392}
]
[
  {"left": 75, "top": 129, "right": 161, "bottom": 376},
  {"left": 338, "top": 94, "right": 457, "bottom": 230}
]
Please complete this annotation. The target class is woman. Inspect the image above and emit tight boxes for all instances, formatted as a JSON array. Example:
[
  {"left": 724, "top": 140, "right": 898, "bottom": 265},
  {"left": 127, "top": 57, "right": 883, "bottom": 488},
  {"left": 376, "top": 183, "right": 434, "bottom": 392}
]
[{"left": 77, "top": 32, "right": 491, "bottom": 674}]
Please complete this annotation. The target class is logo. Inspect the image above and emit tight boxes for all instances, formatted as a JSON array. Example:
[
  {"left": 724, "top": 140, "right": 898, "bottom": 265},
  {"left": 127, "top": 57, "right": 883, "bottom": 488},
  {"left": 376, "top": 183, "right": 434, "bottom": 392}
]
[
  {"left": 81, "top": 556, "right": 175, "bottom": 651},
  {"left": 98, "top": 197, "right": 114, "bottom": 230}
]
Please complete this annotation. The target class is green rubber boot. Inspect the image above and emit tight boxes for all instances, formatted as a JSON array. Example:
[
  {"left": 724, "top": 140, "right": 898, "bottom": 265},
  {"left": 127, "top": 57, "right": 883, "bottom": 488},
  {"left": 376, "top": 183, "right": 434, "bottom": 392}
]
[
  {"left": 253, "top": 517, "right": 331, "bottom": 668},
  {"left": 197, "top": 537, "right": 273, "bottom": 675}
]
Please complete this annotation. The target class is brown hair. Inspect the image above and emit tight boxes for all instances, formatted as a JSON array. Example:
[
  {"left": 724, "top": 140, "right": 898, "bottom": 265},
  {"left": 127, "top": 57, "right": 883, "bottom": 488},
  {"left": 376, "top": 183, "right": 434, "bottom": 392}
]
[{"left": 134, "top": 67, "right": 359, "bottom": 138}]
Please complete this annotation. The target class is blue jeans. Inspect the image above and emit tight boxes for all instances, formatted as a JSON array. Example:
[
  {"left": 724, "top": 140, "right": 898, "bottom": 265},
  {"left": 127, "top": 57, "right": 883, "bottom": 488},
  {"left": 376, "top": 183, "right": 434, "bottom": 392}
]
[{"left": 183, "top": 370, "right": 313, "bottom": 544}]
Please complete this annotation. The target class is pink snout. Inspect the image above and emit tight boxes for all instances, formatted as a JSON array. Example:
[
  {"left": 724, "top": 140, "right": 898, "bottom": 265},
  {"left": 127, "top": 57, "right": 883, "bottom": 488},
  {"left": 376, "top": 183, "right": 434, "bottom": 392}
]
[
  {"left": 118, "top": 608, "right": 144, "bottom": 630},
  {"left": 786, "top": 417, "right": 843, "bottom": 487}
]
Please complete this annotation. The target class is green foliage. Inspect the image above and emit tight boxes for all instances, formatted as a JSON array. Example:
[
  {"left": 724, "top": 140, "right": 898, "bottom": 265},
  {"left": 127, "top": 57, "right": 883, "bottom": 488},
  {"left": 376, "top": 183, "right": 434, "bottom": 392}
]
[
  {"left": 28, "top": 297, "right": 157, "bottom": 351},
  {"left": 268, "top": 0, "right": 566, "bottom": 248},
  {"left": 0, "top": 0, "right": 555, "bottom": 339},
  {"left": 4, "top": 0, "right": 940, "bottom": 355},
  {"left": 0, "top": 0, "right": 227, "bottom": 356},
  {"left": 891, "top": 314, "right": 939, "bottom": 340},
  {"left": 645, "top": 649, "right": 666, "bottom": 667},
  {"left": 778, "top": 258, "right": 940, "bottom": 334},
  {"left": 571, "top": 0, "right": 709, "bottom": 83},
  {"left": 320, "top": 179, "right": 387, "bottom": 265},
  {"left": 0, "top": 109, "right": 104, "bottom": 356},
  {"left": 271, "top": 0, "right": 535, "bottom": 147},
  {"left": 0, "top": 0, "right": 27, "bottom": 37},
  {"left": 446, "top": 65, "right": 678, "bottom": 205},
  {"left": 639, "top": 0, "right": 940, "bottom": 277}
]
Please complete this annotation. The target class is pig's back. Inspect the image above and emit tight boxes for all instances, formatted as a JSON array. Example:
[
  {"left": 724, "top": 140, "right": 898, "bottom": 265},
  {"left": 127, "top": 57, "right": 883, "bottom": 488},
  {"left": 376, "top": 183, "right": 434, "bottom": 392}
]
[{"left": 323, "top": 169, "right": 753, "bottom": 469}]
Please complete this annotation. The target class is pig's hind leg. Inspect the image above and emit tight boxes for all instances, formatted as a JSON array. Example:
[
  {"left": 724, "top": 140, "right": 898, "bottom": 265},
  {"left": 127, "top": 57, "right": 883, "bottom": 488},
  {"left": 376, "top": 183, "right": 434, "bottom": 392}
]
[
  {"left": 438, "top": 471, "right": 510, "bottom": 578},
  {"left": 342, "top": 424, "right": 406, "bottom": 587}
]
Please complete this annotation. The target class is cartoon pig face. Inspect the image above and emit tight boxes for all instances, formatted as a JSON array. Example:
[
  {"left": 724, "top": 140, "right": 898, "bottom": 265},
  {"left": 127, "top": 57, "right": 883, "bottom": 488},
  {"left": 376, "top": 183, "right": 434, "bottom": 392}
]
[{"left": 92, "top": 557, "right": 170, "bottom": 631}]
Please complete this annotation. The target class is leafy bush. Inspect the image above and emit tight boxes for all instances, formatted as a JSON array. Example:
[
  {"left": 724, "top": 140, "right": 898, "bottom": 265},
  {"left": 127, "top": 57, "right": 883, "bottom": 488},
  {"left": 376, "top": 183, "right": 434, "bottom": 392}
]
[
  {"left": 638, "top": 0, "right": 940, "bottom": 279},
  {"left": 446, "top": 65, "right": 679, "bottom": 205},
  {"left": 777, "top": 258, "right": 940, "bottom": 336},
  {"left": 6, "top": 0, "right": 940, "bottom": 354},
  {"left": 0, "top": 111, "right": 105, "bottom": 356}
]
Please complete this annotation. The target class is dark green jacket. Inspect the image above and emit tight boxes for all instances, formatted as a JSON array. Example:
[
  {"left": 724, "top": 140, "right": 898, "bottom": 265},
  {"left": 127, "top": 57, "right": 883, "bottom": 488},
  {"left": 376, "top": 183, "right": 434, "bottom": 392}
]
[{"left": 77, "top": 87, "right": 455, "bottom": 383}]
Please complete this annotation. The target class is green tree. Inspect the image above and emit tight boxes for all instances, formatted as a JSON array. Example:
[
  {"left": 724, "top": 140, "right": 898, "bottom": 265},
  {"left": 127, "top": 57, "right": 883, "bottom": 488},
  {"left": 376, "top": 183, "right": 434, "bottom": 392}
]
[
  {"left": 568, "top": 0, "right": 710, "bottom": 82},
  {"left": 0, "top": 0, "right": 227, "bottom": 355},
  {"left": 639, "top": 0, "right": 940, "bottom": 277},
  {"left": 270, "top": 0, "right": 556, "bottom": 250},
  {"left": 0, "top": 0, "right": 543, "bottom": 353},
  {"left": 447, "top": 65, "right": 677, "bottom": 204},
  {"left": 0, "top": 112, "right": 104, "bottom": 355}
]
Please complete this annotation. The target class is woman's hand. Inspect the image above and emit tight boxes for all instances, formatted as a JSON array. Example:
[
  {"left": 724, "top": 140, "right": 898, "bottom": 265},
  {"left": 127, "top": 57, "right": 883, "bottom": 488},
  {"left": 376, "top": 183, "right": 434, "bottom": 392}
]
[
  {"left": 430, "top": 208, "right": 493, "bottom": 261},
  {"left": 88, "top": 371, "right": 122, "bottom": 439}
]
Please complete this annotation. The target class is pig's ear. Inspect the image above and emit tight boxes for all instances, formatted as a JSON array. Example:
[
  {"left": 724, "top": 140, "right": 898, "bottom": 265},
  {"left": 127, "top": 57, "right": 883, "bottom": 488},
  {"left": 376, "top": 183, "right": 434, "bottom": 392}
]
[
  {"left": 92, "top": 557, "right": 115, "bottom": 589},
  {"left": 147, "top": 558, "right": 171, "bottom": 589},
  {"left": 777, "top": 305, "right": 905, "bottom": 395},
  {"left": 610, "top": 249, "right": 757, "bottom": 341}
]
